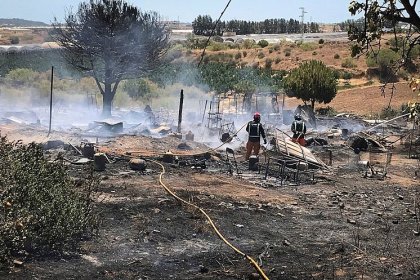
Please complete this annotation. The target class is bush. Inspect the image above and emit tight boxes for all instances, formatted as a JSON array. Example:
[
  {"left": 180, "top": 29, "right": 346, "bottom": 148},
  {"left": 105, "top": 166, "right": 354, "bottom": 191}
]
[
  {"left": 265, "top": 58, "right": 272, "bottom": 69},
  {"left": 312, "top": 51, "right": 317, "bottom": 56},
  {"left": 379, "top": 107, "right": 400, "bottom": 119},
  {"left": 275, "top": 57, "right": 281, "bottom": 64},
  {"left": 208, "top": 42, "right": 228, "bottom": 51},
  {"left": 242, "top": 39, "right": 256, "bottom": 49},
  {"left": 273, "top": 44, "right": 281, "bottom": 51},
  {"left": 342, "top": 71, "right": 353, "bottom": 80},
  {"left": 285, "top": 51, "right": 291, "bottom": 57},
  {"left": 318, "top": 39, "right": 325, "bottom": 44},
  {"left": 9, "top": 36, "right": 19, "bottom": 44},
  {"left": 257, "top": 51, "right": 265, "bottom": 59},
  {"left": 341, "top": 57, "right": 357, "bottom": 68},
  {"left": 242, "top": 50, "right": 247, "bottom": 57},
  {"left": 334, "top": 53, "right": 340, "bottom": 59},
  {"left": 235, "top": 52, "right": 242, "bottom": 59},
  {"left": 0, "top": 138, "right": 97, "bottom": 268},
  {"left": 258, "top": 39, "right": 269, "bottom": 48},
  {"left": 316, "top": 106, "right": 337, "bottom": 116},
  {"left": 397, "top": 69, "right": 410, "bottom": 80},
  {"left": 269, "top": 48, "right": 273, "bottom": 54},
  {"left": 299, "top": 42, "right": 317, "bottom": 51},
  {"left": 212, "top": 35, "right": 224, "bottom": 43}
]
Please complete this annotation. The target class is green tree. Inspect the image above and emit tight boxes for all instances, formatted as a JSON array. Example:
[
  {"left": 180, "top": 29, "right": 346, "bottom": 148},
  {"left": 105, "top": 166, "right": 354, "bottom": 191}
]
[
  {"left": 258, "top": 40, "right": 269, "bottom": 48},
  {"left": 367, "top": 48, "right": 400, "bottom": 81},
  {"left": 283, "top": 60, "right": 337, "bottom": 109},
  {"left": 123, "top": 78, "right": 156, "bottom": 102},
  {"left": 52, "top": 0, "right": 169, "bottom": 116}
]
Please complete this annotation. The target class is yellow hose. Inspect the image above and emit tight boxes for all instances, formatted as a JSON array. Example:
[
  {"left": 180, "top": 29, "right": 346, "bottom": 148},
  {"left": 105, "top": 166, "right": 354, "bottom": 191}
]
[{"left": 148, "top": 159, "right": 270, "bottom": 280}]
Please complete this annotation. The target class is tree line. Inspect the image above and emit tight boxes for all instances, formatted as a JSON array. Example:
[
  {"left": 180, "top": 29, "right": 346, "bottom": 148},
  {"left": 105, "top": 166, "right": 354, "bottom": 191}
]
[{"left": 192, "top": 15, "right": 320, "bottom": 36}]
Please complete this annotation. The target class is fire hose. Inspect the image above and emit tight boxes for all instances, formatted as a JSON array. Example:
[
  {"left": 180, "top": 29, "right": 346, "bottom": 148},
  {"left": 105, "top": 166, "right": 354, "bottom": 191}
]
[
  {"left": 122, "top": 121, "right": 270, "bottom": 278},
  {"left": 147, "top": 159, "right": 270, "bottom": 280}
]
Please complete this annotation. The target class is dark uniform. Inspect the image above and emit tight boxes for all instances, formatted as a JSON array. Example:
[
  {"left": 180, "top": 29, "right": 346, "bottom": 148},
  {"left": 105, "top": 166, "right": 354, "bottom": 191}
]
[
  {"left": 291, "top": 115, "right": 306, "bottom": 146},
  {"left": 245, "top": 113, "right": 267, "bottom": 160}
]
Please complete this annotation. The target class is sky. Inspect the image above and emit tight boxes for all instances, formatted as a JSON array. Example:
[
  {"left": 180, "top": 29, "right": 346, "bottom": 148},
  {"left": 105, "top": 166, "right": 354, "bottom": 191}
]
[{"left": 0, "top": 0, "right": 356, "bottom": 24}]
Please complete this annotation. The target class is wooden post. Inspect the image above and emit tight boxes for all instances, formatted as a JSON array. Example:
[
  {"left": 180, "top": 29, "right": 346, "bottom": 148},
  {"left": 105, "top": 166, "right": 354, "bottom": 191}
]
[
  {"left": 202, "top": 100, "right": 208, "bottom": 123},
  {"left": 48, "top": 66, "right": 54, "bottom": 135},
  {"left": 177, "top": 89, "right": 184, "bottom": 133}
]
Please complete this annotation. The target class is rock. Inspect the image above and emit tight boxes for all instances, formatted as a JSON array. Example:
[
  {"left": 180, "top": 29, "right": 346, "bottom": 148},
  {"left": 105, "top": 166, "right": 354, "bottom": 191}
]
[
  {"left": 13, "top": 260, "right": 23, "bottom": 267},
  {"left": 347, "top": 218, "right": 356, "bottom": 225},
  {"left": 129, "top": 158, "right": 146, "bottom": 171},
  {"left": 94, "top": 153, "right": 107, "bottom": 171}
]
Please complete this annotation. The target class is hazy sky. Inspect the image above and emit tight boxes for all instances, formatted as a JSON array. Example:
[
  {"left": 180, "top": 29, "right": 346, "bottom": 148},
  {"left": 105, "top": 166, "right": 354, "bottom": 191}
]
[{"left": 0, "top": 0, "right": 356, "bottom": 24}]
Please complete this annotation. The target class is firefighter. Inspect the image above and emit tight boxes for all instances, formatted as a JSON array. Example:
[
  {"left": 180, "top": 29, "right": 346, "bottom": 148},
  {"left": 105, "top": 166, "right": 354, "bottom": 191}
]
[
  {"left": 245, "top": 112, "right": 267, "bottom": 160},
  {"left": 291, "top": 113, "right": 307, "bottom": 146}
]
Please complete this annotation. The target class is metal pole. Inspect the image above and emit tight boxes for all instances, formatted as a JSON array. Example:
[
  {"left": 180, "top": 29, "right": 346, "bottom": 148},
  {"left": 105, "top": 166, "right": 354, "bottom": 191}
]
[
  {"left": 48, "top": 66, "right": 54, "bottom": 135},
  {"left": 177, "top": 89, "right": 184, "bottom": 133}
]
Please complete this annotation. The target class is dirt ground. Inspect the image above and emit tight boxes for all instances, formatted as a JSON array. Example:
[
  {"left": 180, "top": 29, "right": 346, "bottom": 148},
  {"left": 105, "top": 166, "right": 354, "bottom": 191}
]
[{"left": 0, "top": 117, "right": 419, "bottom": 280}]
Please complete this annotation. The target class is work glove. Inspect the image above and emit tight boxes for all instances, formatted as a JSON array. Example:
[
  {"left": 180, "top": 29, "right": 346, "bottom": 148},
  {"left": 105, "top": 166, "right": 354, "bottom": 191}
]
[{"left": 263, "top": 138, "right": 267, "bottom": 145}]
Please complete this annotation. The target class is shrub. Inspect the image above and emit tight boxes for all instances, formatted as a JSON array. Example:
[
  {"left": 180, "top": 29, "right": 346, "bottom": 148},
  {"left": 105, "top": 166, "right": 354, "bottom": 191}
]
[
  {"left": 251, "top": 62, "right": 259, "bottom": 69},
  {"left": 379, "top": 107, "right": 400, "bottom": 119},
  {"left": 242, "top": 39, "right": 256, "bottom": 49},
  {"left": 275, "top": 57, "right": 281, "bottom": 64},
  {"left": 208, "top": 42, "right": 228, "bottom": 51},
  {"left": 273, "top": 44, "right": 281, "bottom": 51},
  {"left": 342, "top": 71, "right": 353, "bottom": 80},
  {"left": 397, "top": 69, "right": 410, "bottom": 80},
  {"left": 318, "top": 38, "right": 325, "bottom": 44},
  {"left": 334, "top": 53, "right": 340, "bottom": 59},
  {"left": 341, "top": 57, "right": 357, "bottom": 68},
  {"left": 235, "top": 52, "right": 242, "bottom": 59},
  {"left": 212, "top": 35, "right": 224, "bottom": 43},
  {"left": 316, "top": 106, "right": 337, "bottom": 116},
  {"left": 265, "top": 58, "right": 272, "bottom": 69},
  {"left": 242, "top": 50, "right": 247, "bottom": 57},
  {"left": 166, "top": 49, "right": 183, "bottom": 61},
  {"left": 258, "top": 39, "right": 269, "bottom": 48},
  {"left": 269, "top": 48, "right": 273, "bottom": 54},
  {"left": 257, "top": 51, "right": 265, "bottom": 59},
  {"left": 312, "top": 51, "right": 317, "bottom": 56},
  {"left": 299, "top": 42, "right": 317, "bottom": 51},
  {"left": 9, "top": 36, "right": 19, "bottom": 44},
  {"left": 0, "top": 137, "right": 97, "bottom": 268},
  {"left": 285, "top": 51, "right": 291, "bottom": 57}
]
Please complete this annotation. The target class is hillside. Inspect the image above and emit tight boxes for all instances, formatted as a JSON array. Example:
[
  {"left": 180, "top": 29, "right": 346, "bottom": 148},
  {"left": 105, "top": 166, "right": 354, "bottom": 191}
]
[{"left": 0, "top": 18, "right": 49, "bottom": 27}]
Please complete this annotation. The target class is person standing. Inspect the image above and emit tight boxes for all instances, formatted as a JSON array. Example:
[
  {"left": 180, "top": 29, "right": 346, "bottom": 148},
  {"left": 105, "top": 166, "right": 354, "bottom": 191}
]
[
  {"left": 245, "top": 112, "right": 267, "bottom": 160},
  {"left": 291, "top": 113, "right": 307, "bottom": 146}
]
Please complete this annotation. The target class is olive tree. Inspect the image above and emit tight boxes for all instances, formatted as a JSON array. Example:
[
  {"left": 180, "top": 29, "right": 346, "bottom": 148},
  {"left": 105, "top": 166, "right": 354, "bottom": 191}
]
[
  {"left": 283, "top": 60, "right": 337, "bottom": 109},
  {"left": 53, "top": 0, "right": 169, "bottom": 116}
]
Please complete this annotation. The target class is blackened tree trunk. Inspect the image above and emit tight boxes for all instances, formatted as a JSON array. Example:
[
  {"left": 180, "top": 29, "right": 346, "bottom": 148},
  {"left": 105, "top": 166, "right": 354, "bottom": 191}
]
[{"left": 52, "top": 0, "right": 169, "bottom": 117}]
